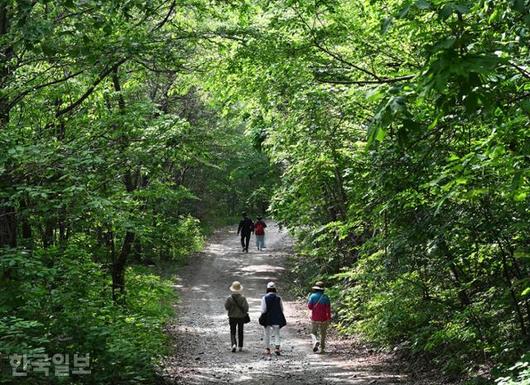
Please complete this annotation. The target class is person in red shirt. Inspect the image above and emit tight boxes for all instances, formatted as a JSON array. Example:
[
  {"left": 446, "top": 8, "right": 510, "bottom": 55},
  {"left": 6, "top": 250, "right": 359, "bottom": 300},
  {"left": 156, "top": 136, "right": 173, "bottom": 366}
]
[
  {"left": 254, "top": 216, "right": 267, "bottom": 251},
  {"left": 307, "top": 281, "right": 332, "bottom": 353}
]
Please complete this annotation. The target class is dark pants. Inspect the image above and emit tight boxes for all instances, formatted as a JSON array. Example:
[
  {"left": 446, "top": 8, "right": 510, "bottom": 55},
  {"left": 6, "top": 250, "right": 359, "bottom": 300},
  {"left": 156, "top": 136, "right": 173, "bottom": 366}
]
[
  {"left": 229, "top": 317, "right": 245, "bottom": 347},
  {"left": 240, "top": 233, "right": 250, "bottom": 251}
]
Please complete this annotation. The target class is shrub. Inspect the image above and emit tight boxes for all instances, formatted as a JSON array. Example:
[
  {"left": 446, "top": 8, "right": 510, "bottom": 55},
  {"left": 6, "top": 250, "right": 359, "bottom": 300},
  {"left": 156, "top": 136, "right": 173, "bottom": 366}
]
[
  {"left": 0, "top": 246, "right": 175, "bottom": 384},
  {"left": 496, "top": 359, "right": 530, "bottom": 385}
]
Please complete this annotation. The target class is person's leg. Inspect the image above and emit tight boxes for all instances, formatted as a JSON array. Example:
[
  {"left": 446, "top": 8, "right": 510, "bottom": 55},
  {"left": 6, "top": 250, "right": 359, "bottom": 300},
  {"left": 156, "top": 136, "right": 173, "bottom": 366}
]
[
  {"left": 245, "top": 234, "right": 250, "bottom": 251},
  {"left": 237, "top": 318, "right": 244, "bottom": 348},
  {"left": 311, "top": 321, "right": 320, "bottom": 352},
  {"left": 273, "top": 325, "right": 281, "bottom": 351},
  {"left": 256, "top": 235, "right": 260, "bottom": 250},
  {"left": 264, "top": 326, "right": 272, "bottom": 351},
  {"left": 320, "top": 321, "right": 329, "bottom": 352},
  {"left": 229, "top": 318, "right": 237, "bottom": 350},
  {"left": 311, "top": 321, "right": 320, "bottom": 351},
  {"left": 240, "top": 235, "right": 245, "bottom": 250}
]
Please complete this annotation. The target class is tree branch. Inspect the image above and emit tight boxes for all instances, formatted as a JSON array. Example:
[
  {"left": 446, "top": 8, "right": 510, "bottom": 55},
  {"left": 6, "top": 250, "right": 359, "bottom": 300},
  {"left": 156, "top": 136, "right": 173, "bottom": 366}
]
[
  {"left": 9, "top": 69, "right": 84, "bottom": 109},
  {"left": 510, "top": 62, "right": 530, "bottom": 80},
  {"left": 153, "top": 0, "right": 176, "bottom": 32},
  {"left": 55, "top": 58, "right": 126, "bottom": 118},
  {"left": 288, "top": 4, "right": 386, "bottom": 82},
  {"left": 313, "top": 41, "right": 384, "bottom": 81},
  {"left": 315, "top": 74, "right": 414, "bottom": 85}
]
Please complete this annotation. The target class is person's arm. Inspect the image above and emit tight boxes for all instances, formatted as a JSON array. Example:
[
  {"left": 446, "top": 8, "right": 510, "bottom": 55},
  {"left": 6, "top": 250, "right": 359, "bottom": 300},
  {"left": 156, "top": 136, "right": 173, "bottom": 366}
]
[
  {"left": 224, "top": 297, "right": 231, "bottom": 311},
  {"left": 250, "top": 220, "right": 255, "bottom": 233},
  {"left": 260, "top": 296, "right": 267, "bottom": 314},
  {"left": 263, "top": 222, "right": 267, "bottom": 228},
  {"left": 237, "top": 220, "right": 243, "bottom": 235},
  {"left": 279, "top": 297, "right": 284, "bottom": 312},
  {"left": 307, "top": 293, "right": 315, "bottom": 310}
]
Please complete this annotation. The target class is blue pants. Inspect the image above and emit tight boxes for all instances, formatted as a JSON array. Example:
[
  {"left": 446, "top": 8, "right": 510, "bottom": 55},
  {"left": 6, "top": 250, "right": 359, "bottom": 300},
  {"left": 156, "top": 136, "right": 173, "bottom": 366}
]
[{"left": 256, "top": 235, "right": 265, "bottom": 250}]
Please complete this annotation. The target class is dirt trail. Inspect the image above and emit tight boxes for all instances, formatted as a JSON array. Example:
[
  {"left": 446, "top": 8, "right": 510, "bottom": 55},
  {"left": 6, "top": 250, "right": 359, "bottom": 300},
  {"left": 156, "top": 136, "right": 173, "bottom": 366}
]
[{"left": 161, "top": 223, "right": 440, "bottom": 385}]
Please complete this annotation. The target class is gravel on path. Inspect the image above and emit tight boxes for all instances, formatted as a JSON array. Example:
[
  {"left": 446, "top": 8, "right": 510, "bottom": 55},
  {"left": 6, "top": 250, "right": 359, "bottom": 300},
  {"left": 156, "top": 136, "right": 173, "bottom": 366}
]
[{"left": 161, "top": 222, "right": 448, "bottom": 385}]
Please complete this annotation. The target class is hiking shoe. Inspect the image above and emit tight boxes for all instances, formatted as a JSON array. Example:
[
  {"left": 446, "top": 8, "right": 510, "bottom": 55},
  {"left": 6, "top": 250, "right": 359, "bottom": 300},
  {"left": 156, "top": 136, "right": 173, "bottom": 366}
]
[
  {"left": 238, "top": 347, "right": 243, "bottom": 352},
  {"left": 232, "top": 345, "right": 237, "bottom": 353},
  {"left": 275, "top": 345, "right": 281, "bottom": 355},
  {"left": 313, "top": 341, "right": 320, "bottom": 353},
  {"left": 264, "top": 348, "right": 271, "bottom": 355}
]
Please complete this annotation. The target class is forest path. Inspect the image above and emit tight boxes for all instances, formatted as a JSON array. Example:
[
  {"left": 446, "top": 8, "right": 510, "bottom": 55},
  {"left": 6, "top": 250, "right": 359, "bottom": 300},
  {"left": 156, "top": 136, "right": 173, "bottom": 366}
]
[{"left": 161, "top": 223, "right": 433, "bottom": 385}]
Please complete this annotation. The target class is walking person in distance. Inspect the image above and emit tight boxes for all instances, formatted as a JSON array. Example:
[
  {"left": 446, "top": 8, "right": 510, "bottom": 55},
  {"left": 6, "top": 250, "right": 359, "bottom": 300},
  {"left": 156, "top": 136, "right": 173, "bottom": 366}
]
[
  {"left": 259, "top": 281, "right": 287, "bottom": 356},
  {"left": 254, "top": 216, "right": 267, "bottom": 251},
  {"left": 224, "top": 281, "right": 250, "bottom": 352},
  {"left": 237, "top": 212, "right": 254, "bottom": 252},
  {"left": 307, "top": 281, "right": 332, "bottom": 354}
]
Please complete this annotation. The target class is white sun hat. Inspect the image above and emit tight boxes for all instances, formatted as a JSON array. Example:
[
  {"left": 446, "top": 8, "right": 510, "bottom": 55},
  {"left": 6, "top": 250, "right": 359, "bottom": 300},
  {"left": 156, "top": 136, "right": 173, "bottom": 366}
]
[{"left": 229, "top": 281, "right": 243, "bottom": 293}]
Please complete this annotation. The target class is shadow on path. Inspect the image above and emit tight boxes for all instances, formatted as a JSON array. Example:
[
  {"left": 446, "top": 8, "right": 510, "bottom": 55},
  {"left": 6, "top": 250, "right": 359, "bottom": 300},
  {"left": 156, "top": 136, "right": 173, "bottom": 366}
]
[{"left": 161, "top": 223, "right": 419, "bottom": 385}]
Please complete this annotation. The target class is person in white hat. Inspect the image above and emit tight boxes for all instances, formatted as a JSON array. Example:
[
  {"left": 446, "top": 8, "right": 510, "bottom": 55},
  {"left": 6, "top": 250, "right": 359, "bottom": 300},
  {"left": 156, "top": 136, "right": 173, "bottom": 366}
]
[
  {"left": 259, "top": 281, "right": 286, "bottom": 355},
  {"left": 224, "top": 281, "right": 249, "bottom": 352}
]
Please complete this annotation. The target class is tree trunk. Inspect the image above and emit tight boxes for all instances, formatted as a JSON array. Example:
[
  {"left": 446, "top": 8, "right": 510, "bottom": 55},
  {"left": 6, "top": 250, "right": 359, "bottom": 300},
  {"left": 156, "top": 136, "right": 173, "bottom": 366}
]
[
  {"left": 0, "top": 4, "right": 16, "bottom": 248},
  {"left": 110, "top": 67, "right": 137, "bottom": 303},
  {"left": 0, "top": 207, "right": 17, "bottom": 247},
  {"left": 112, "top": 231, "right": 134, "bottom": 303}
]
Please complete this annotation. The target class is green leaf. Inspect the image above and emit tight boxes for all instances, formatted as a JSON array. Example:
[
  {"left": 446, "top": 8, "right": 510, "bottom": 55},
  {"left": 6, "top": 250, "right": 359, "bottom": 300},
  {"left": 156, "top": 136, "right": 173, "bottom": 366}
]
[
  {"left": 488, "top": 9, "right": 500, "bottom": 24},
  {"left": 367, "top": 124, "right": 386, "bottom": 146},
  {"left": 381, "top": 17, "right": 393, "bottom": 34},
  {"left": 514, "top": 192, "right": 527, "bottom": 202},
  {"left": 513, "top": 0, "right": 527, "bottom": 13},
  {"left": 398, "top": 4, "right": 412, "bottom": 18},
  {"left": 415, "top": 0, "right": 432, "bottom": 10}
]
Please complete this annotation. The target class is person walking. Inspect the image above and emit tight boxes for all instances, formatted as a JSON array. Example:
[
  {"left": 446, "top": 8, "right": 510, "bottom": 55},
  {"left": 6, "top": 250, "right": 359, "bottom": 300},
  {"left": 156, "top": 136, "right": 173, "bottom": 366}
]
[
  {"left": 224, "top": 281, "right": 250, "bottom": 352},
  {"left": 259, "top": 281, "right": 286, "bottom": 355},
  {"left": 307, "top": 281, "right": 332, "bottom": 354},
  {"left": 254, "top": 216, "right": 267, "bottom": 251},
  {"left": 237, "top": 212, "right": 254, "bottom": 252}
]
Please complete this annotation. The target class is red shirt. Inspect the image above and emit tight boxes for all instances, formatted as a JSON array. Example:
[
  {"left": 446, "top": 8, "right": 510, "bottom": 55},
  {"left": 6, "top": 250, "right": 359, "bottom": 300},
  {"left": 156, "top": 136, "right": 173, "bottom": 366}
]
[
  {"left": 307, "top": 292, "right": 331, "bottom": 322},
  {"left": 254, "top": 220, "right": 266, "bottom": 235}
]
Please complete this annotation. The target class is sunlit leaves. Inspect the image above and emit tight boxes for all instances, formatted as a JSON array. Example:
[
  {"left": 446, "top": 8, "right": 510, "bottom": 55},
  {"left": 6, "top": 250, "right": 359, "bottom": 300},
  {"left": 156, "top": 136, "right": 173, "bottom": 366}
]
[{"left": 207, "top": 0, "right": 530, "bottom": 380}]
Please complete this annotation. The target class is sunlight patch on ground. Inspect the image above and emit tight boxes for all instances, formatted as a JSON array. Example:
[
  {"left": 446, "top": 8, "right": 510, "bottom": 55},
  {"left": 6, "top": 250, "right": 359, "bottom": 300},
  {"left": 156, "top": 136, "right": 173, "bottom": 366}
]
[
  {"left": 240, "top": 264, "right": 285, "bottom": 273},
  {"left": 204, "top": 243, "right": 229, "bottom": 255}
]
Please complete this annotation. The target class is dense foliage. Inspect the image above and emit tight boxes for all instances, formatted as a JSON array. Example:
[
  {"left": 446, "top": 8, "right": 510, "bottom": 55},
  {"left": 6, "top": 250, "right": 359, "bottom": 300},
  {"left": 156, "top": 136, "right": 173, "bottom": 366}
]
[
  {"left": 207, "top": 0, "right": 530, "bottom": 381},
  {"left": 2, "top": 247, "right": 175, "bottom": 384},
  {"left": 0, "top": 1, "right": 273, "bottom": 383}
]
